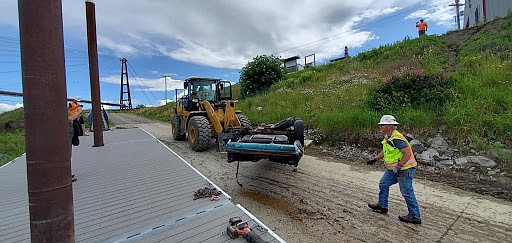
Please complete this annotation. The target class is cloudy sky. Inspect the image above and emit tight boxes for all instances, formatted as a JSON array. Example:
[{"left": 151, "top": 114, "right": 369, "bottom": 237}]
[{"left": 0, "top": 0, "right": 460, "bottom": 112}]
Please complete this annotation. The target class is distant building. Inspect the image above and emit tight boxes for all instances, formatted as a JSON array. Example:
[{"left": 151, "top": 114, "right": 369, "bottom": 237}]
[
  {"left": 464, "top": 0, "right": 512, "bottom": 28},
  {"left": 283, "top": 56, "right": 304, "bottom": 73}
]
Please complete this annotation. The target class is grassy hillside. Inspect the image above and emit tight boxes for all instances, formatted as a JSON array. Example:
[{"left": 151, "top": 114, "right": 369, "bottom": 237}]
[
  {"left": 2, "top": 14, "right": 511, "bottom": 165},
  {"left": 238, "top": 14, "right": 512, "bottom": 150},
  {"left": 125, "top": 103, "right": 175, "bottom": 122},
  {"left": 0, "top": 108, "right": 25, "bottom": 166}
]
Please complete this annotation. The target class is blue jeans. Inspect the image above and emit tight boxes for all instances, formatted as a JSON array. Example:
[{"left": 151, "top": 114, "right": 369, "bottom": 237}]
[{"left": 378, "top": 168, "right": 421, "bottom": 218}]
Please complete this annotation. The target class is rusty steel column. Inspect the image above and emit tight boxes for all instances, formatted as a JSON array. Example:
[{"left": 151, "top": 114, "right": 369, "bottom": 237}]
[
  {"left": 86, "top": 0, "right": 104, "bottom": 147},
  {"left": 18, "top": 0, "right": 75, "bottom": 242}
]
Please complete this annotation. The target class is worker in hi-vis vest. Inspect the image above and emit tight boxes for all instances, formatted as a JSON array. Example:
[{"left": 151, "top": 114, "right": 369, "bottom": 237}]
[
  {"left": 416, "top": 18, "right": 428, "bottom": 36},
  {"left": 367, "top": 115, "right": 422, "bottom": 224}
]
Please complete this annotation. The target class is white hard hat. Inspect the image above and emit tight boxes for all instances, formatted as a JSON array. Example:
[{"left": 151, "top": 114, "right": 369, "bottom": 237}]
[{"left": 378, "top": 115, "right": 399, "bottom": 125}]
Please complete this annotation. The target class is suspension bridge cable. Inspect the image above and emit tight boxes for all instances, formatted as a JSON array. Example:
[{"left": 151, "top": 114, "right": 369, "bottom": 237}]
[
  {"left": 123, "top": 62, "right": 153, "bottom": 104},
  {"left": 126, "top": 60, "right": 159, "bottom": 102}
]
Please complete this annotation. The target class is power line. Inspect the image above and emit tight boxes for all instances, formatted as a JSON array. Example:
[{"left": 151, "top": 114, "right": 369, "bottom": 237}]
[
  {"left": 123, "top": 61, "right": 154, "bottom": 104},
  {"left": 126, "top": 60, "right": 158, "bottom": 102},
  {"left": 224, "top": 0, "right": 450, "bottom": 69}
]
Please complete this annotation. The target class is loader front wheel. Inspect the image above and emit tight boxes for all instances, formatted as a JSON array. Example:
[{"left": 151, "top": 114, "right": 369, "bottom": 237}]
[
  {"left": 237, "top": 114, "right": 252, "bottom": 127},
  {"left": 172, "top": 115, "right": 186, "bottom": 141},
  {"left": 188, "top": 116, "right": 212, "bottom": 151}
]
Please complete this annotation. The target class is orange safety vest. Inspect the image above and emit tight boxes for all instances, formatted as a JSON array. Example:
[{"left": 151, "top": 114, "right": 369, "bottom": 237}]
[
  {"left": 417, "top": 22, "right": 427, "bottom": 31},
  {"left": 69, "top": 101, "right": 80, "bottom": 117},
  {"left": 381, "top": 130, "right": 417, "bottom": 170}
]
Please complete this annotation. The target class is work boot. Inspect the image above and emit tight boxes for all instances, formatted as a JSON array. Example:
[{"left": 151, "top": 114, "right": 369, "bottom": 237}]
[
  {"left": 398, "top": 215, "right": 421, "bottom": 224},
  {"left": 368, "top": 203, "right": 388, "bottom": 214}
]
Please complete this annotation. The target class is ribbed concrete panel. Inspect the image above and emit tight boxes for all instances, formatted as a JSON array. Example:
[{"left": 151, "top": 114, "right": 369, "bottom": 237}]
[{"left": 0, "top": 128, "right": 283, "bottom": 243}]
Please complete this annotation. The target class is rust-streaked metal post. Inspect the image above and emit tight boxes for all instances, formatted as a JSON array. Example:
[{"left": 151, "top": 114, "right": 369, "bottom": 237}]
[
  {"left": 86, "top": 0, "right": 104, "bottom": 147},
  {"left": 18, "top": 0, "right": 75, "bottom": 242}
]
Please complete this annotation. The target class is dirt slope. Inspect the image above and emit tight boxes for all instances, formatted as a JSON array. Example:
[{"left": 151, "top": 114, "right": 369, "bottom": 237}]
[{"left": 108, "top": 113, "right": 512, "bottom": 243}]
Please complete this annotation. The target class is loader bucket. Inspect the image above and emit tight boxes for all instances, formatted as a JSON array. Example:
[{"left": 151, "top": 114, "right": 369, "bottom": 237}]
[{"left": 226, "top": 140, "right": 304, "bottom": 166}]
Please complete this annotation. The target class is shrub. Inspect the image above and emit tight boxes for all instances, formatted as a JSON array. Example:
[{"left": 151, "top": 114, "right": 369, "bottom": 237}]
[
  {"left": 239, "top": 55, "right": 287, "bottom": 98},
  {"left": 367, "top": 66, "right": 455, "bottom": 112}
]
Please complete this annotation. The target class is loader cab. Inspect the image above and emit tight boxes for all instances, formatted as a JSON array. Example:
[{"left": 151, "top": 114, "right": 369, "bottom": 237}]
[
  {"left": 191, "top": 81, "right": 216, "bottom": 101},
  {"left": 182, "top": 77, "right": 223, "bottom": 111}
]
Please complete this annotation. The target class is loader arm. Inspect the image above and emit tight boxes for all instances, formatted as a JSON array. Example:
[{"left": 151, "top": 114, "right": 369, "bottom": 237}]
[
  {"left": 200, "top": 100, "right": 223, "bottom": 134},
  {"left": 223, "top": 100, "right": 241, "bottom": 129}
]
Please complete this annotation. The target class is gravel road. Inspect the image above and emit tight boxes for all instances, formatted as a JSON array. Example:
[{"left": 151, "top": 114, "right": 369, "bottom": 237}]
[{"left": 109, "top": 113, "right": 512, "bottom": 243}]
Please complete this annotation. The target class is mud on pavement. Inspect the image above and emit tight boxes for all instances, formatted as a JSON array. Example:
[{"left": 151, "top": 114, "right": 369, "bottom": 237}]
[{"left": 110, "top": 113, "right": 512, "bottom": 243}]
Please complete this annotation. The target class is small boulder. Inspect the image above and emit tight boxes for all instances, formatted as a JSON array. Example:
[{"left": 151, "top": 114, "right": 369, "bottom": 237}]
[
  {"left": 454, "top": 157, "right": 468, "bottom": 165},
  {"left": 410, "top": 139, "right": 425, "bottom": 154},
  {"left": 417, "top": 148, "right": 439, "bottom": 165},
  {"left": 465, "top": 156, "right": 496, "bottom": 168},
  {"left": 430, "top": 135, "right": 449, "bottom": 151},
  {"left": 439, "top": 159, "right": 454, "bottom": 166}
]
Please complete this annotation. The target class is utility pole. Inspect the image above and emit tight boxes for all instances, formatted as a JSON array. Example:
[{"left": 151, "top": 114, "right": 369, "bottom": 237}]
[
  {"left": 449, "top": 0, "right": 465, "bottom": 30},
  {"left": 162, "top": 75, "right": 169, "bottom": 104}
]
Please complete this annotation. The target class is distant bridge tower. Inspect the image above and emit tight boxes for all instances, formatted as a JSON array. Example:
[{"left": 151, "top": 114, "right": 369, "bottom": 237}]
[{"left": 119, "top": 58, "right": 132, "bottom": 110}]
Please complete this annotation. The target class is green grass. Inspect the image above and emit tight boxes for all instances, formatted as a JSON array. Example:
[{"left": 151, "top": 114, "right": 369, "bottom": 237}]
[
  {"left": 2, "top": 14, "right": 512, "bottom": 163},
  {"left": 237, "top": 14, "right": 512, "bottom": 150},
  {"left": 127, "top": 103, "right": 174, "bottom": 122},
  {"left": 0, "top": 108, "right": 24, "bottom": 131},
  {"left": 0, "top": 130, "right": 25, "bottom": 166}
]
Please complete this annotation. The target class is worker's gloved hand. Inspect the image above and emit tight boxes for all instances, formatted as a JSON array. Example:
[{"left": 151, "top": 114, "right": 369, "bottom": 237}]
[
  {"left": 367, "top": 158, "right": 377, "bottom": 165},
  {"left": 393, "top": 165, "right": 400, "bottom": 177}
]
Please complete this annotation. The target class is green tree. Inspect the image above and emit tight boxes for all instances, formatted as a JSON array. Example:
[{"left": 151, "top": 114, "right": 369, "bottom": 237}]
[{"left": 239, "top": 55, "right": 286, "bottom": 98}]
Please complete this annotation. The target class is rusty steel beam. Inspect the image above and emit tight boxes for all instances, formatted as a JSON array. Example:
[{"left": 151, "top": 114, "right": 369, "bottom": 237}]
[
  {"left": 0, "top": 90, "right": 127, "bottom": 107},
  {"left": 18, "top": 0, "right": 75, "bottom": 242},
  {"left": 86, "top": 0, "right": 104, "bottom": 147}
]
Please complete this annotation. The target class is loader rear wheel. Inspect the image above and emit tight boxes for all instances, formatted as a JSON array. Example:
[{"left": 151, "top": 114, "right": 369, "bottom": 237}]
[
  {"left": 294, "top": 119, "right": 304, "bottom": 146},
  {"left": 172, "top": 115, "right": 186, "bottom": 140},
  {"left": 237, "top": 114, "right": 251, "bottom": 127},
  {"left": 188, "top": 116, "right": 211, "bottom": 151}
]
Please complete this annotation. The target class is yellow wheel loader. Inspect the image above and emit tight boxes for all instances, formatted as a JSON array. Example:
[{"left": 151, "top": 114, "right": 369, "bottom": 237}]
[{"left": 171, "top": 77, "right": 304, "bottom": 167}]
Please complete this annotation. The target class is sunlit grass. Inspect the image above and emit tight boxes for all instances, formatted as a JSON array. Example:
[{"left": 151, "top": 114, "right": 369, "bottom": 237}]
[{"left": 0, "top": 130, "right": 25, "bottom": 166}]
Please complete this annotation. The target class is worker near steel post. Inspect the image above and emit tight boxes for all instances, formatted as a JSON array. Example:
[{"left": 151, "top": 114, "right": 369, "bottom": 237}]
[
  {"left": 69, "top": 97, "right": 86, "bottom": 136},
  {"left": 367, "top": 115, "right": 422, "bottom": 224},
  {"left": 416, "top": 18, "right": 428, "bottom": 37}
]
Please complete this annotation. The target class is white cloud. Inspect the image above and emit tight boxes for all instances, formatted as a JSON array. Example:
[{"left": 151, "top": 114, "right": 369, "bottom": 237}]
[
  {"left": 59, "top": 0, "right": 429, "bottom": 68},
  {"left": 0, "top": 103, "right": 23, "bottom": 114},
  {"left": 101, "top": 75, "right": 183, "bottom": 92},
  {"left": 405, "top": 0, "right": 456, "bottom": 27},
  {"left": 1, "top": 0, "right": 456, "bottom": 69}
]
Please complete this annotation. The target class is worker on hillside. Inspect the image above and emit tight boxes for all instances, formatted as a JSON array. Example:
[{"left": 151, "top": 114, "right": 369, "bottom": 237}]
[
  {"left": 416, "top": 19, "right": 428, "bottom": 36},
  {"left": 367, "top": 115, "right": 422, "bottom": 224}
]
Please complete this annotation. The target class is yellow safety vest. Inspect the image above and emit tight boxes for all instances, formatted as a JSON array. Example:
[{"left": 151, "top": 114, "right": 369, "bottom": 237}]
[{"left": 381, "top": 130, "right": 417, "bottom": 170}]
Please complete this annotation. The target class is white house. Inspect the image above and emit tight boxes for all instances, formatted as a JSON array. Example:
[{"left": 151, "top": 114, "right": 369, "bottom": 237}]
[{"left": 464, "top": 0, "right": 512, "bottom": 28}]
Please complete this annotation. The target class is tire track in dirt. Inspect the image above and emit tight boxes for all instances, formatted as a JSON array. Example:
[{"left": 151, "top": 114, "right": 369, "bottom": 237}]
[{"left": 109, "top": 113, "right": 512, "bottom": 243}]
